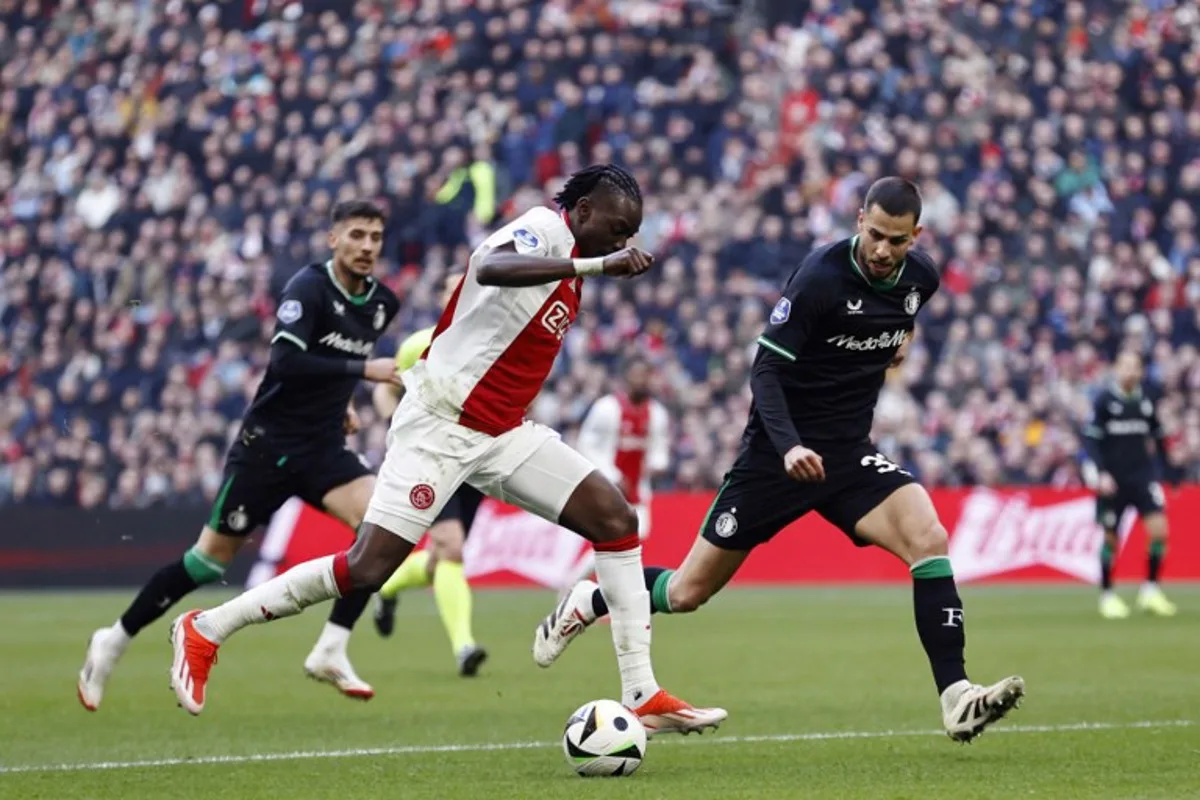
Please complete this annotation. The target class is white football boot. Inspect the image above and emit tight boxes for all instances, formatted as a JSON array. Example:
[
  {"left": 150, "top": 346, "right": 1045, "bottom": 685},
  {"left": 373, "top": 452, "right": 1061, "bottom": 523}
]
[
  {"left": 941, "top": 676, "right": 1025, "bottom": 743},
  {"left": 533, "top": 579, "right": 598, "bottom": 668},
  {"left": 303, "top": 647, "right": 375, "bottom": 700},
  {"left": 632, "top": 689, "right": 728, "bottom": 738},
  {"left": 77, "top": 626, "right": 130, "bottom": 711}
]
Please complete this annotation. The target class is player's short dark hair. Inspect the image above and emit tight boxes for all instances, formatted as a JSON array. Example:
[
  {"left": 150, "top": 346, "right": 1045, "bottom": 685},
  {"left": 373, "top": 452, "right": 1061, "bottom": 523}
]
[
  {"left": 863, "top": 177, "right": 922, "bottom": 222},
  {"left": 331, "top": 199, "right": 386, "bottom": 225},
  {"left": 553, "top": 164, "right": 642, "bottom": 211}
]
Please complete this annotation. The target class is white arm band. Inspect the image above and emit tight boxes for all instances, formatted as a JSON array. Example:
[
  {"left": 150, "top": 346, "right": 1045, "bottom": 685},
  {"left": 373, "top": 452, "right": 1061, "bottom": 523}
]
[{"left": 573, "top": 257, "right": 605, "bottom": 276}]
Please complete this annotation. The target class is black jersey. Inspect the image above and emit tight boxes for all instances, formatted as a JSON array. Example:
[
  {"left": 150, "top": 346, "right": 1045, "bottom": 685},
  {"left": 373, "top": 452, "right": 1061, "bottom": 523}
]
[
  {"left": 743, "top": 237, "right": 941, "bottom": 455},
  {"left": 1082, "top": 384, "right": 1167, "bottom": 483},
  {"left": 243, "top": 261, "right": 400, "bottom": 453}
]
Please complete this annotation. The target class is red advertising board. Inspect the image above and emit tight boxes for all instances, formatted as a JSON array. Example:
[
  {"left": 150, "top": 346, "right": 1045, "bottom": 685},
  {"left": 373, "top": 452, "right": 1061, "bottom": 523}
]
[{"left": 248, "top": 487, "right": 1200, "bottom": 589}]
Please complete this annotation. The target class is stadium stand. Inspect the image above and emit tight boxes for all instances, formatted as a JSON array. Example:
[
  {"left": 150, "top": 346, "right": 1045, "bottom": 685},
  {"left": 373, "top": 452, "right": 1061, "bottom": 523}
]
[{"left": 1, "top": 0, "right": 1198, "bottom": 508}]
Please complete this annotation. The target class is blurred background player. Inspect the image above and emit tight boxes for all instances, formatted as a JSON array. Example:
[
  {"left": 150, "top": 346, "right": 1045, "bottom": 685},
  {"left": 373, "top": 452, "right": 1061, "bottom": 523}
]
[
  {"left": 564, "top": 356, "right": 670, "bottom": 591},
  {"left": 370, "top": 272, "right": 489, "bottom": 677},
  {"left": 78, "top": 201, "right": 402, "bottom": 710},
  {"left": 536, "top": 178, "right": 1024, "bottom": 743},
  {"left": 169, "top": 165, "right": 726, "bottom": 735},
  {"left": 1082, "top": 350, "right": 1178, "bottom": 619}
]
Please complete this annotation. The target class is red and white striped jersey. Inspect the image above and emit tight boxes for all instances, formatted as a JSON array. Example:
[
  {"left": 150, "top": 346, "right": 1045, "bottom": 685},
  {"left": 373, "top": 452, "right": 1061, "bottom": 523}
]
[
  {"left": 405, "top": 206, "right": 582, "bottom": 437},
  {"left": 576, "top": 392, "right": 670, "bottom": 505}
]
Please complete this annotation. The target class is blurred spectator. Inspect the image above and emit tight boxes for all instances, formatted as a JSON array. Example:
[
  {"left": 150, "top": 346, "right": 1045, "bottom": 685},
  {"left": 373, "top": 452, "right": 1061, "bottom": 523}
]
[{"left": 1, "top": 0, "right": 1199, "bottom": 510}]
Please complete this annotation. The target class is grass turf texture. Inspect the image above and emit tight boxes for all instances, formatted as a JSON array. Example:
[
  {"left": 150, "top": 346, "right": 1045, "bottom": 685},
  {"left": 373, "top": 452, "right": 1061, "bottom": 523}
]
[{"left": 3, "top": 586, "right": 1197, "bottom": 799}]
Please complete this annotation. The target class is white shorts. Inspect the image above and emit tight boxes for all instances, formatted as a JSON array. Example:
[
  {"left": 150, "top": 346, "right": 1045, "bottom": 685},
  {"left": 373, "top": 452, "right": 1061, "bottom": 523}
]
[{"left": 364, "top": 396, "right": 597, "bottom": 544}]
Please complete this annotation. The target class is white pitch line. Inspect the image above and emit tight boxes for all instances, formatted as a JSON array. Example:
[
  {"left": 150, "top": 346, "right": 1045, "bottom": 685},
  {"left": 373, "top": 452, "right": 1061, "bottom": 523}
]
[{"left": 0, "top": 719, "right": 1191, "bottom": 776}]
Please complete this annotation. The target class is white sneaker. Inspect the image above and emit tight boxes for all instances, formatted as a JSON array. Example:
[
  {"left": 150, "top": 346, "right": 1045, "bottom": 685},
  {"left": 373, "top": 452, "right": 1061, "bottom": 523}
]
[
  {"left": 77, "top": 626, "right": 128, "bottom": 711},
  {"left": 533, "top": 580, "right": 598, "bottom": 668},
  {"left": 941, "top": 676, "right": 1025, "bottom": 743},
  {"left": 303, "top": 648, "right": 375, "bottom": 701}
]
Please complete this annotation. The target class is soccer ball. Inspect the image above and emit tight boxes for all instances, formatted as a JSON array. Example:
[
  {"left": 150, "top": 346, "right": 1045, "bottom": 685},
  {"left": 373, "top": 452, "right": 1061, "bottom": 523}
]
[{"left": 562, "top": 699, "right": 647, "bottom": 777}]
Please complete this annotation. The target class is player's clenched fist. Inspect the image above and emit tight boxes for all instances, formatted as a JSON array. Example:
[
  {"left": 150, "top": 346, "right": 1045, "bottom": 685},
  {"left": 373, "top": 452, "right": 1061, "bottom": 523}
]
[
  {"left": 602, "top": 247, "right": 655, "bottom": 278},
  {"left": 784, "top": 445, "right": 825, "bottom": 482},
  {"left": 364, "top": 357, "right": 404, "bottom": 386}
]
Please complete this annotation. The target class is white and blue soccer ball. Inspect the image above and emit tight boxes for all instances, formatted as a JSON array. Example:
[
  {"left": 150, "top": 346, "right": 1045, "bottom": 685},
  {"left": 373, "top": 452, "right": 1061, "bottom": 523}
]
[{"left": 562, "top": 699, "right": 647, "bottom": 777}]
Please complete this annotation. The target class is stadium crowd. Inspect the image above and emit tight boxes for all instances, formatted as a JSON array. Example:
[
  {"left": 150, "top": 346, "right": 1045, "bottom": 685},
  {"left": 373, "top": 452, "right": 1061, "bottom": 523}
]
[{"left": 2, "top": 0, "right": 1199, "bottom": 509}]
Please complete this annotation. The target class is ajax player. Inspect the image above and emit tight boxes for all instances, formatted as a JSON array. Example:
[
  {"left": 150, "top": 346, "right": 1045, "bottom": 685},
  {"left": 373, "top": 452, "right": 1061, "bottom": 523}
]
[
  {"left": 564, "top": 356, "right": 670, "bottom": 590},
  {"left": 167, "top": 164, "right": 727, "bottom": 734}
]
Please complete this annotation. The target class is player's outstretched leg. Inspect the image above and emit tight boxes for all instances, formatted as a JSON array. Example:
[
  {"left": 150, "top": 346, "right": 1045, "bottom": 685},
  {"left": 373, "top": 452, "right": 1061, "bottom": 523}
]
[
  {"left": 536, "top": 519, "right": 741, "bottom": 736},
  {"left": 855, "top": 484, "right": 1024, "bottom": 743},
  {"left": 1136, "top": 512, "right": 1176, "bottom": 616},
  {"left": 552, "top": 474, "right": 725, "bottom": 737},
  {"left": 170, "top": 523, "right": 414, "bottom": 715},
  {"left": 304, "top": 475, "right": 383, "bottom": 700},
  {"left": 79, "top": 532, "right": 233, "bottom": 711}
]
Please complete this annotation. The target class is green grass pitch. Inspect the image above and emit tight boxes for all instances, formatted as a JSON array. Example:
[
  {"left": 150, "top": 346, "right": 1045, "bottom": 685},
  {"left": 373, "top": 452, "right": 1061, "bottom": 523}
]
[{"left": 2, "top": 585, "right": 1197, "bottom": 799}]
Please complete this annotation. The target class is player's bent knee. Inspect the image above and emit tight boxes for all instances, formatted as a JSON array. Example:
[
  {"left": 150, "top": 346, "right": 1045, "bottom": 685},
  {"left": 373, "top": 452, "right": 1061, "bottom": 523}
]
[
  {"left": 905, "top": 518, "right": 949, "bottom": 562},
  {"left": 593, "top": 501, "right": 639, "bottom": 543}
]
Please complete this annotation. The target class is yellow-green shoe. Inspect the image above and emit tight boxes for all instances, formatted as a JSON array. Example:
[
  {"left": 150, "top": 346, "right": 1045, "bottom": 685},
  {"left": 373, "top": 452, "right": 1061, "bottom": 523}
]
[
  {"left": 1136, "top": 585, "right": 1178, "bottom": 617},
  {"left": 1099, "top": 593, "right": 1131, "bottom": 619}
]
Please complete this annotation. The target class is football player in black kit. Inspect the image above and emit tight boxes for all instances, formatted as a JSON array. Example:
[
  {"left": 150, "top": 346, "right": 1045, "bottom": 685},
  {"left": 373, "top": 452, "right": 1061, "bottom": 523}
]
[
  {"left": 78, "top": 200, "right": 402, "bottom": 710},
  {"left": 534, "top": 177, "right": 1025, "bottom": 743},
  {"left": 1083, "top": 350, "right": 1177, "bottom": 619}
]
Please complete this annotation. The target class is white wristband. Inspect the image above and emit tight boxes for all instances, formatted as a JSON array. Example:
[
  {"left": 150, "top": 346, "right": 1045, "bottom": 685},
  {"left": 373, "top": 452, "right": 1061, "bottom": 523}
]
[{"left": 573, "top": 257, "right": 605, "bottom": 277}]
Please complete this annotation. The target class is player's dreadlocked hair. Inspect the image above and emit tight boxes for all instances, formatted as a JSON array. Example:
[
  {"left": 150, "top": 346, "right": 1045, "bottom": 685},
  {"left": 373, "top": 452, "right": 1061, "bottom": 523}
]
[{"left": 553, "top": 164, "right": 642, "bottom": 210}]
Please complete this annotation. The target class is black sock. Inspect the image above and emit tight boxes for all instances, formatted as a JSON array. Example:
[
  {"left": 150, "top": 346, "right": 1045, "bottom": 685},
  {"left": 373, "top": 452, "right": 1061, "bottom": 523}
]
[
  {"left": 327, "top": 588, "right": 373, "bottom": 630},
  {"left": 1100, "top": 541, "right": 1115, "bottom": 591},
  {"left": 119, "top": 559, "right": 199, "bottom": 636},
  {"left": 911, "top": 559, "right": 968, "bottom": 695},
  {"left": 1148, "top": 540, "right": 1166, "bottom": 583},
  {"left": 590, "top": 566, "right": 672, "bottom": 618}
]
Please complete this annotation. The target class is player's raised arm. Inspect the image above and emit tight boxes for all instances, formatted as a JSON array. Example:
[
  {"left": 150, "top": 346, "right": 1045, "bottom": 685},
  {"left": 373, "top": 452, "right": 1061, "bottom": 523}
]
[{"left": 477, "top": 164, "right": 652, "bottom": 287}]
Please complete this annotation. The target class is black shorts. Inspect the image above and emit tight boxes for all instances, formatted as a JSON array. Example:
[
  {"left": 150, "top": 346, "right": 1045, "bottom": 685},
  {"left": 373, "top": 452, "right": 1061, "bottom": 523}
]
[
  {"left": 207, "top": 429, "right": 373, "bottom": 536},
  {"left": 1096, "top": 479, "right": 1166, "bottom": 529},
  {"left": 701, "top": 441, "right": 917, "bottom": 551},
  {"left": 433, "top": 484, "right": 485, "bottom": 535}
]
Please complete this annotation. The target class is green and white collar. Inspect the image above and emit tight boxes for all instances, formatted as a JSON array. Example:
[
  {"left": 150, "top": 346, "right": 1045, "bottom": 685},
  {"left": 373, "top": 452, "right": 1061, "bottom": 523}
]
[{"left": 325, "top": 260, "right": 378, "bottom": 306}]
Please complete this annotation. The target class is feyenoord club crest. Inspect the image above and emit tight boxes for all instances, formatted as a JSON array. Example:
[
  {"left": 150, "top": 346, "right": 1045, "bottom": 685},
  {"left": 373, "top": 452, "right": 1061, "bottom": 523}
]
[
  {"left": 904, "top": 290, "right": 920, "bottom": 316},
  {"left": 374, "top": 303, "right": 386, "bottom": 330},
  {"left": 714, "top": 510, "right": 738, "bottom": 538},
  {"left": 227, "top": 505, "right": 250, "bottom": 532}
]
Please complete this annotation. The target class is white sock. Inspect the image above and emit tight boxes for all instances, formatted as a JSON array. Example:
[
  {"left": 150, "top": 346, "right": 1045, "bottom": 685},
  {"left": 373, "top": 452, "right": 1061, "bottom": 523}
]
[
  {"left": 593, "top": 545, "right": 659, "bottom": 708},
  {"left": 313, "top": 621, "right": 351, "bottom": 653},
  {"left": 109, "top": 620, "right": 133, "bottom": 652},
  {"left": 194, "top": 555, "right": 341, "bottom": 644}
]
